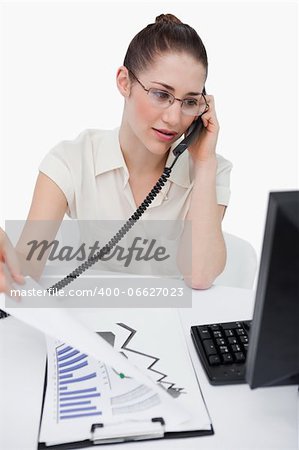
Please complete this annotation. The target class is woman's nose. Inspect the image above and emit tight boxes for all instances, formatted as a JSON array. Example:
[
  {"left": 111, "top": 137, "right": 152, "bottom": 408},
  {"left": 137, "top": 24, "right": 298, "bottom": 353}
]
[{"left": 160, "top": 100, "right": 183, "bottom": 127}]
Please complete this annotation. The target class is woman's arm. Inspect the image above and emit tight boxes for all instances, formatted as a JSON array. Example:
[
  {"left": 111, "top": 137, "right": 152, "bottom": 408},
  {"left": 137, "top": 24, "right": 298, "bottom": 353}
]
[
  {"left": 15, "top": 172, "right": 68, "bottom": 279},
  {"left": 178, "top": 95, "right": 227, "bottom": 289},
  {"left": 0, "top": 173, "right": 68, "bottom": 293}
]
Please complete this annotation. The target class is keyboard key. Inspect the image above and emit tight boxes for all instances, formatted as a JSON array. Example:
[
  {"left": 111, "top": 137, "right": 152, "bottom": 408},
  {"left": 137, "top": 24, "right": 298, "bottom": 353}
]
[
  {"left": 224, "top": 330, "right": 234, "bottom": 337},
  {"left": 240, "top": 336, "right": 249, "bottom": 343},
  {"left": 210, "top": 324, "right": 220, "bottom": 331},
  {"left": 236, "top": 329, "right": 246, "bottom": 336},
  {"left": 228, "top": 337, "right": 238, "bottom": 344},
  {"left": 222, "top": 353, "right": 234, "bottom": 364},
  {"left": 234, "top": 352, "right": 245, "bottom": 362},
  {"left": 198, "top": 327, "right": 211, "bottom": 340},
  {"left": 212, "top": 330, "right": 223, "bottom": 338},
  {"left": 221, "top": 322, "right": 242, "bottom": 330},
  {"left": 216, "top": 338, "right": 226, "bottom": 346},
  {"left": 203, "top": 340, "right": 217, "bottom": 356},
  {"left": 219, "top": 346, "right": 229, "bottom": 354},
  {"left": 243, "top": 343, "right": 249, "bottom": 352},
  {"left": 231, "top": 344, "right": 241, "bottom": 353},
  {"left": 208, "top": 355, "right": 221, "bottom": 366}
]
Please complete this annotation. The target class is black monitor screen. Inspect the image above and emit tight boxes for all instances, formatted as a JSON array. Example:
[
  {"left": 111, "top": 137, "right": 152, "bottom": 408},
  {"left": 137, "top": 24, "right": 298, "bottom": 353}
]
[{"left": 246, "top": 191, "right": 299, "bottom": 388}]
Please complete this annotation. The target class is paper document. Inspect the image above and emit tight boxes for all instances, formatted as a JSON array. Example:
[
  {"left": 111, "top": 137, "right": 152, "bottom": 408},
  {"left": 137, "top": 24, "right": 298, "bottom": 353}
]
[
  {"left": 0, "top": 279, "right": 189, "bottom": 422},
  {"left": 1, "top": 277, "right": 212, "bottom": 446},
  {"left": 39, "top": 336, "right": 177, "bottom": 445}
]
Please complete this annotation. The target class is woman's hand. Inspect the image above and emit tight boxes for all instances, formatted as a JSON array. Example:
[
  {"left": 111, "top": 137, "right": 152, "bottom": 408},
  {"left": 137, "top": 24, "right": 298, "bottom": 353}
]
[
  {"left": 0, "top": 227, "right": 24, "bottom": 296},
  {"left": 188, "top": 95, "right": 220, "bottom": 165}
]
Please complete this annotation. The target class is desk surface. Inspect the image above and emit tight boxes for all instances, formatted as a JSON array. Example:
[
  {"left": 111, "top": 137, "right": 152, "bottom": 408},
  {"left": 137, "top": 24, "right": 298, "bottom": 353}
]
[{"left": 0, "top": 285, "right": 298, "bottom": 450}]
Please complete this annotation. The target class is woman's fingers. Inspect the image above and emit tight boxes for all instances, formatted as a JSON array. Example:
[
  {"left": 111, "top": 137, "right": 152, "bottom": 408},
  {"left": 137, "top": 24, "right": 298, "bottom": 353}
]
[
  {"left": 0, "top": 229, "right": 24, "bottom": 299},
  {"left": 4, "top": 244, "right": 24, "bottom": 285},
  {"left": 0, "top": 261, "right": 10, "bottom": 293},
  {"left": 0, "top": 261, "right": 20, "bottom": 300},
  {"left": 200, "top": 95, "right": 219, "bottom": 131}
]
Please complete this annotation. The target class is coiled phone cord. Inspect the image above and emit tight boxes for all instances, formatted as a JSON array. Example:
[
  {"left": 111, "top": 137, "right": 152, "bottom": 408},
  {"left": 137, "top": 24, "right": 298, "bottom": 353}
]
[
  {"left": 46, "top": 154, "right": 181, "bottom": 293},
  {"left": 0, "top": 117, "right": 202, "bottom": 317},
  {"left": 0, "top": 161, "right": 177, "bottom": 319}
]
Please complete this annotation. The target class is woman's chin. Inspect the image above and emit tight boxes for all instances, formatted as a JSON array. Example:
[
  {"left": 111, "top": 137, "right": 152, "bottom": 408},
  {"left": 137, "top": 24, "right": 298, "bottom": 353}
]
[
  {"left": 146, "top": 143, "right": 171, "bottom": 157},
  {"left": 143, "top": 135, "right": 172, "bottom": 156}
]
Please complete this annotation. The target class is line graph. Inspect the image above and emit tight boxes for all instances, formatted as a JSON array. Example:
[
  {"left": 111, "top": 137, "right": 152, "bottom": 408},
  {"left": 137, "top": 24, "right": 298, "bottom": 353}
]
[{"left": 97, "top": 323, "right": 185, "bottom": 397}]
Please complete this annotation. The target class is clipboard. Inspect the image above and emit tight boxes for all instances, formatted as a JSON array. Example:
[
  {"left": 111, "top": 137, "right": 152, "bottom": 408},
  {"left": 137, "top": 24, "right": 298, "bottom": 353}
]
[
  {"left": 38, "top": 419, "right": 213, "bottom": 448},
  {"left": 36, "top": 309, "right": 214, "bottom": 448},
  {"left": 38, "top": 396, "right": 213, "bottom": 449},
  {"left": 37, "top": 351, "right": 214, "bottom": 448}
]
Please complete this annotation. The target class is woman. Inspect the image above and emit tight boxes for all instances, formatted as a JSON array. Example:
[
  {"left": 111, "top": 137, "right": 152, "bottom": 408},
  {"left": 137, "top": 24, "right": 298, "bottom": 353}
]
[{"left": 0, "top": 13, "right": 232, "bottom": 294}]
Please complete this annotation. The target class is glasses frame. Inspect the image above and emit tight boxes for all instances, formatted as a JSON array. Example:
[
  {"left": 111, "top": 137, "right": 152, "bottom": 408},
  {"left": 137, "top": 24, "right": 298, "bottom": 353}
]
[{"left": 127, "top": 68, "right": 209, "bottom": 117}]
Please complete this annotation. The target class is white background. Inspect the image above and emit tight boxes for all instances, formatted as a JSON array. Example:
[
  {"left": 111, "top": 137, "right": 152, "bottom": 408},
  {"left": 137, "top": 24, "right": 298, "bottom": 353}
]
[{"left": 0, "top": 1, "right": 298, "bottom": 258}]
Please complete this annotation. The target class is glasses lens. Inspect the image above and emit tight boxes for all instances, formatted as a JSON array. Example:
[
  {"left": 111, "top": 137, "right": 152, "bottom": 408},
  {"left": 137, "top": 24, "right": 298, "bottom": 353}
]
[
  {"left": 148, "top": 89, "right": 173, "bottom": 107},
  {"left": 182, "top": 95, "right": 208, "bottom": 116},
  {"left": 147, "top": 88, "right": 208, "bottom": 116}
]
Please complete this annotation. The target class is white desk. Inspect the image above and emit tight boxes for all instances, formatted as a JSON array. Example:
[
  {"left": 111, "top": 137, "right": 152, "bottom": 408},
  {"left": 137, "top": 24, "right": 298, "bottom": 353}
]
[{"left": 0, "top": 286, "right": 298, "bottom": 450}]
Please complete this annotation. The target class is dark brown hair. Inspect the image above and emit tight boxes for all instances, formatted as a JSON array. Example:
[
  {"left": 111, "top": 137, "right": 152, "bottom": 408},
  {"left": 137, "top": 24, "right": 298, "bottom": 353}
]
[{"left": 123, "top": 13, "right": 208, "bottom": 79}]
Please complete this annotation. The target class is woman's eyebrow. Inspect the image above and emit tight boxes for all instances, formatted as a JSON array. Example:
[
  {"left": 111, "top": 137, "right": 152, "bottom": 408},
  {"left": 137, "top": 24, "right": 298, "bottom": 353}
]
[{"left": 150, "top": 80, "right": 201, "bottom": 96}]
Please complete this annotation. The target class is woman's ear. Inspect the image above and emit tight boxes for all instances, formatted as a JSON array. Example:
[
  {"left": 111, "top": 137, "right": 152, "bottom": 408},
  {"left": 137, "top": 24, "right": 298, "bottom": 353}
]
[{"left": 116, "top": 66, "right": 131, "bottom": 98}]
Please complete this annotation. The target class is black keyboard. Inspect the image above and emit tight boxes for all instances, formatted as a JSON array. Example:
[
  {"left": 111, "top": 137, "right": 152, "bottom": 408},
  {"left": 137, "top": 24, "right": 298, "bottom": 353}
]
[
  {"left": 191, "top": 320, "right": 252, "bottom": 385},
  {"left": 0, "top": 309, "right": 9, "bottom": 319}
]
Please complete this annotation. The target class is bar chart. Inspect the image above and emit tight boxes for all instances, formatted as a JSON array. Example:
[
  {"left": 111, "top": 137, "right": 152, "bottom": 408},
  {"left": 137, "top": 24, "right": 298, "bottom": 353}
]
[{"left": 55, "top": 343, "right": 103, "bottom": 421}]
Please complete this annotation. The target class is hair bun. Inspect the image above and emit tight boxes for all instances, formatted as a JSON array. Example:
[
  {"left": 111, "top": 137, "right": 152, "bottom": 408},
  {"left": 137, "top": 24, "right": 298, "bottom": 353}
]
[{"left": 155, "top": 13, "right": 182, "bottom": 25}]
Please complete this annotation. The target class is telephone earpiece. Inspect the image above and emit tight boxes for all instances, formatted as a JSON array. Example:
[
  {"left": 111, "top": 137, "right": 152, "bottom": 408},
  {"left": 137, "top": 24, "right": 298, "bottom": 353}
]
[
  {"left": 172, "top": 117, "right": 204, "bottom": 157},
  {"left": 172, "top": 86, "right": 207, "bottom": 157}
]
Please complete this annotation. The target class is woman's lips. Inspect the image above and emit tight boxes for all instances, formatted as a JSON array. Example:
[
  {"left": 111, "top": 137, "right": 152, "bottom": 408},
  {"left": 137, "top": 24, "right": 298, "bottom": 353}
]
[{"left": 152, "top": 128, "right": 177, "bottom": 142}]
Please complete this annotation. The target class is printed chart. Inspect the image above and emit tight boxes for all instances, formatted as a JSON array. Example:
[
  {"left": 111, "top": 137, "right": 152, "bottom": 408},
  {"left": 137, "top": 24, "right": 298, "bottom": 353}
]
[{"left": 55, "top": 343, "right": 103, "bottom": 421}]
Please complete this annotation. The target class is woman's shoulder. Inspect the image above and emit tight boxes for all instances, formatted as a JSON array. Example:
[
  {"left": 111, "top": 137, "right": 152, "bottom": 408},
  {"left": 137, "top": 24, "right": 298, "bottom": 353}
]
[
  {"left": 39, "top": 128, "right": 120, "bottom": 182},
  {"left": 49, "top": 128, "right": 115, "bottom": 158}
]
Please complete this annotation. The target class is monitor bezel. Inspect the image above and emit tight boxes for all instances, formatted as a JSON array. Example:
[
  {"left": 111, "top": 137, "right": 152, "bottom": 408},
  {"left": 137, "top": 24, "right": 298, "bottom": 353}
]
[{"left": 245, "top": 191, "right": 299, "bottom": 388}]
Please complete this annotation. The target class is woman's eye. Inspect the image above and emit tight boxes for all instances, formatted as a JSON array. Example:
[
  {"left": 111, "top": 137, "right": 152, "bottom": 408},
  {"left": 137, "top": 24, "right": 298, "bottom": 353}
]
[
  {"left": 153, "top": 90, "right": 170, "bottom": 100},
  {"left": 184, "top": 98, "right": 198, "bottom": 107}
]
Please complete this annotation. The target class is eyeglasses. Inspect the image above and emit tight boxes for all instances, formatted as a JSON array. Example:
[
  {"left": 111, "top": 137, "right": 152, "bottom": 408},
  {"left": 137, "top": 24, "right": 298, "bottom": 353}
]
[{"left": 128, "top": 69, "right": 209, "bottom": 117}]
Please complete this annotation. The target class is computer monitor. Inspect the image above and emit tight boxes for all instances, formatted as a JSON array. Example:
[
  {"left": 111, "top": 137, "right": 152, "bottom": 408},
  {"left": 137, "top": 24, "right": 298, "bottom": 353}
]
[{"left": 246, "top": 191, "right": 299, "bottom": 388}]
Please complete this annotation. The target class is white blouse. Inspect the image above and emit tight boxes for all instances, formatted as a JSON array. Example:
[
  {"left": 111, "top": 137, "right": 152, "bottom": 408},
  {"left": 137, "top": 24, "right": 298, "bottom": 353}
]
[
  {"left": 39, "top": 128, "right": 233, "bottom": 275},
  {"left": 39, "top": 127, "right": 232, "bottom": 221}
]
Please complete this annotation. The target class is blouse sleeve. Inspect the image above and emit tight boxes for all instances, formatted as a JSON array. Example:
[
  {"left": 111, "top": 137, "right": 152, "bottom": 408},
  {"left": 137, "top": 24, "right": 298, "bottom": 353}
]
[
  {"left": 216, "top": 154, "right": 233, "bottom": 206},
  {"left": 38, "top": 141, "right": 75, "bottom": 217}
]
